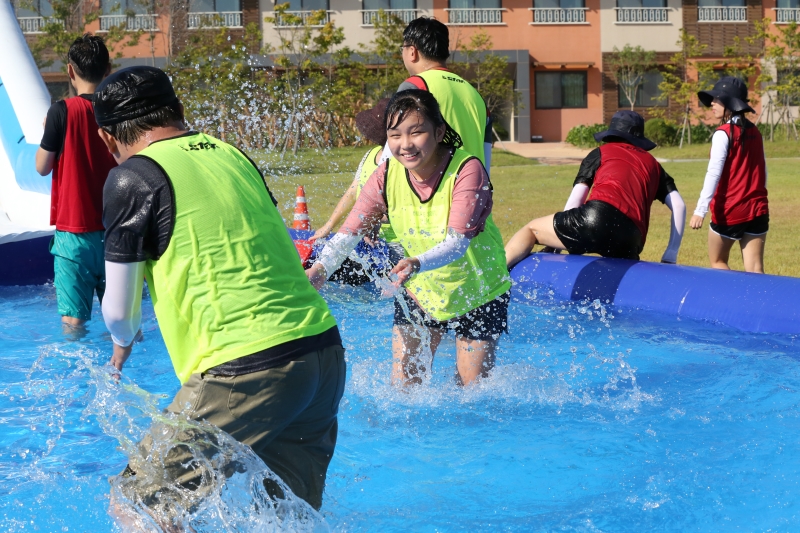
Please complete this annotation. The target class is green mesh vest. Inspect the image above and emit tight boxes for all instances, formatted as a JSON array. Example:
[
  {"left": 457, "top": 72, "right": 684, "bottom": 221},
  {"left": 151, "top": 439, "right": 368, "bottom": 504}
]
[
  {"left": 418, "top": 70, "right": 487, "bottom": 166},
  {"left": 356, "top": 145, "right": 396, "bottom": 242},
  {"left": 138, "top": 133, "right": 337, "bottom": 383},
  {"left": 386, "top": 148, "right": 510, "bottom": 321}
]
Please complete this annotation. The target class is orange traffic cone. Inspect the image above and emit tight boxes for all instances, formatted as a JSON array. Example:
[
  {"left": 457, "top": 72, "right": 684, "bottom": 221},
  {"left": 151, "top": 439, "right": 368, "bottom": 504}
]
[{"left": 293, "top": 185, "right": 310, "bottom": 231}]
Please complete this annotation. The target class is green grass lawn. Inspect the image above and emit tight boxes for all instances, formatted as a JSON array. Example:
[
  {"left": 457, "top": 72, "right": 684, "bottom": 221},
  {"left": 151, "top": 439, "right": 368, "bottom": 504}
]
[
  {"left": 262, "top": 148, "right": 800, "bottom": 277},
  {"left": 651, "top": 138, "right": 800, "bottom": 160}
]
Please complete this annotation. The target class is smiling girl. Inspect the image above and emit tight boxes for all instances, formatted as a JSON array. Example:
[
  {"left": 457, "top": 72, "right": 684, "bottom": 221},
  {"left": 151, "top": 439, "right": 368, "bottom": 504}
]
[
  {"left": 691, "top": 76, "right": 769, "bottom": 273},
  {"left": 306, "top": 90, "right": 510, "bottom": 387}
]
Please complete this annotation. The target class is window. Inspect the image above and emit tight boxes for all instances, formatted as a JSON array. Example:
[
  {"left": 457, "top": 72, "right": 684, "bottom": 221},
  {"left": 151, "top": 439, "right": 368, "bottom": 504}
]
[
  {"left": 698, "top": 0, "right": 744, "bottom": 7},
  {"left": 535, "top": 72, "right": 587, "bottom": 109},
  {"left": 616, "top": 0, "right": 665, "bottom": 7},
  {"left": 450, "top": 0, "right": 501, "bottom": 9},
  {"left": 618, "top": 71, "right": 666, "bottom": 108},
  {"left": 189, "top": 0, "right": 242, "bottom": 12},
  {"left": 286, "top": 0, "right": 327, "bottom": 9},
  {"left": 777, "top": 0, "right": 799, "bottom": 7},
  {"left": 14, "top": 0, "right": 53, "bottom": 17},
  {"left": 364, "top": 0, "right": 415, "bottom": 9},
  {"left": 102, "top": 0, "right": 152, "bottom": 15},
  {"left": 533, "top": 0, "right": 584, "bottom": 8}
]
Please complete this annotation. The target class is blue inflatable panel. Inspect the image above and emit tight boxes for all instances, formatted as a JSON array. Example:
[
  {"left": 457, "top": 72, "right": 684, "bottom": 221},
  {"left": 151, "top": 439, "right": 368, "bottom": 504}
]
[
  {"left": 510, "top": 253, "right": 800, "bottom": 335},
  {"left": 0, "top": 236, "right": 53, "bottom": 286},
  {"left": 0, "top": 77, "right": 51, "bottom": 194}
]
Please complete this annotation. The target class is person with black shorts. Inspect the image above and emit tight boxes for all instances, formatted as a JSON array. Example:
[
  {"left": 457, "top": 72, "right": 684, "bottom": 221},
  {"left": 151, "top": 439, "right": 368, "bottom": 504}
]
[
  {"left": 505, "top": 110, "right": 686, "bottom": 268},
  {"left": 689, "top": 77, "right": 769, "bottom": 273}
]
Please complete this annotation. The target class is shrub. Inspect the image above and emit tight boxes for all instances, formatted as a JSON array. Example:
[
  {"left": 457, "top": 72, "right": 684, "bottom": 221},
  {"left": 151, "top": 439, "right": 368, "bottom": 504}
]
[
  {"left": 565, "top": 123, "right": 606, "bottom": 148},
  {"left": 644, "top": 119, "right": 678, "bottom": 147}
]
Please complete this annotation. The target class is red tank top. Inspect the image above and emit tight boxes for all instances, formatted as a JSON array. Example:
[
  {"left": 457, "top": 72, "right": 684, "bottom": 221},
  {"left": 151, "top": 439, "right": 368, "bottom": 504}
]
[
  {"left": 587, "top": 143, "right": 662, "bottom": 244},
  {"left": 50, "top": 97, "right": 117, "bottom": 232},
  {"left": 709, "top": 122, "right": 768, "bottom": 226}
]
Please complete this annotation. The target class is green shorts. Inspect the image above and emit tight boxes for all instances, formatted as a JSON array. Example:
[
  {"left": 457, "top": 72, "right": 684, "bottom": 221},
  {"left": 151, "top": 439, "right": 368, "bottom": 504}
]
[
  {"left": 119, "top": 344, "right": 346, "bottom": 512},
  {"left": 50, "top": 230, "right": 105, "bottom": 321}
]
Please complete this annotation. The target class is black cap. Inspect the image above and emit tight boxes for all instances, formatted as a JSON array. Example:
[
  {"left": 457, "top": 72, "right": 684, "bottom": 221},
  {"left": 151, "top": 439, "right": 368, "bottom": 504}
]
[
  {"left": 593, "top": 110, "right": 656, "bottom": 151},
  {"left": 698, "top": 76, "right": 755, "bottom": 114},
  {"left": 94, "top": 66, "right": 179, "bottom": 127}
]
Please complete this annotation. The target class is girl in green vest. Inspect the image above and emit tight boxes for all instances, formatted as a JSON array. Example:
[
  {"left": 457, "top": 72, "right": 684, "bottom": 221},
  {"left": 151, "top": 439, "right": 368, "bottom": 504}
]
[{"left": 307, "top": 90, "right": 510, "bottom": 387}]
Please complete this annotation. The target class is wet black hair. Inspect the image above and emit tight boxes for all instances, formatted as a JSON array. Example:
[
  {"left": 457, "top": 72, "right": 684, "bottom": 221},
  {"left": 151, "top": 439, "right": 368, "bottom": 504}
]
[
  {"left": 101, "top": 101, "right": 184, "bottom": 146},
  {"left": 67, "top": 34, "right": 110, "bottom": 84},
  {"left": 403, "top": 17, "right": 450, "bottom": 62},
  {"left": 385, "top": 89, "right": 462, "bottom": 149}
]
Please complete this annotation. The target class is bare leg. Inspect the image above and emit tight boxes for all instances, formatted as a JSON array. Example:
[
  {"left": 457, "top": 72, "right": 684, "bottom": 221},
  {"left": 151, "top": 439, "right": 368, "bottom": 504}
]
[
  {"left": 62, "top": 316, "right": 87, "bottom": 337},
  {"left": 392, "top": 325, "right": 444, "bottom": 386},
  {"left": 455, "top": 337, "right": 498, "bottom": 386},
  {"left": 740, "top": 232, "right": 766, "bottom": 274},
  {"left": 505, "top": 214, "right": 567, "bottom": 269},
  {"left": 707, "top": 229, "right": 736, "bottom": 270}
]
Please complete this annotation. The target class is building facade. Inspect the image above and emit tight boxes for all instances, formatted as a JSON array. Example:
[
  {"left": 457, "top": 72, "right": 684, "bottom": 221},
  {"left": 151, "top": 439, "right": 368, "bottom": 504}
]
[{"left": 13, "top": 0, "right": 797, "bottom": 141}]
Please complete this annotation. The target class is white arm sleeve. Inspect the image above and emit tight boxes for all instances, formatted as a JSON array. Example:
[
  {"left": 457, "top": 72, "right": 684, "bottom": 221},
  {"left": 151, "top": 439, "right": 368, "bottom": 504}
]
[
  {"left": 661, "top": 191, "right": 686, "bottom": 264},
  {"left": 102, "top": 261, "right": 145, "bottom": 347},
  {"left": 563, "top": 184, "right": 590, "bottom": 211},
  {"left": 316, "top": 232, "right": 363, "bottom": 279},
  {"left": 694, "top": 130, "right": 729, "bottom": 218},
  {"left": 416, "top": 229, "right": 472, "bottom": 273},
  {"left": 484, "top": 142, "right": 492, "bottom": 178}
]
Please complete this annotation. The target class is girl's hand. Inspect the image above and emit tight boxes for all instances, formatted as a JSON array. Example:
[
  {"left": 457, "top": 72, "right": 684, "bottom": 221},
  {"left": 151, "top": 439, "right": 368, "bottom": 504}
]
[
  {"left": 391, "top": 258, "right": 420, "bottom": 287},
  {"left": 310, "top": 223, "right": 333, "bottom": 242},
  {"left": 690, "top": 215, "right": 704, "bottom": 230},
  {"left": 306, "top": 263, "right": 328, "bottom": 290}
]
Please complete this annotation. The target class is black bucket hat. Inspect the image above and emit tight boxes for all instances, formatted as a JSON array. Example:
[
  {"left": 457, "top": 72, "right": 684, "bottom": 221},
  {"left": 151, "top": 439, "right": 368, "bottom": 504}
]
[
  {"left": 355, "top": 97, "right": 391, "bottom": 146},
  {"left": 593, "top": 110, "right": 656, "bottom": 151},
  {"left": 94, "top": 66, "right": 179, "bottom": 127},
  {"left": 698, "top": 76, "right": 755, "bottom": 114}
]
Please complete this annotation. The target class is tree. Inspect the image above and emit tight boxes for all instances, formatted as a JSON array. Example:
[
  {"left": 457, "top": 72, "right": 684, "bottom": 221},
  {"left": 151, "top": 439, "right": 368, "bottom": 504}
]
[
  {"left": 450, "top": 30, "right": 519, "bottom": 133},
  {"left": 751, "top": 19, "right": 800, "bottom": 141},
  {"left": 606, "top": 44, "right": 657, "bottom": 111},
  {"left": 655, "top": 31, "right": 715, "bottom": 147},
  {"left": 358, "top": 10, "right": 408, "bottom": 100}
]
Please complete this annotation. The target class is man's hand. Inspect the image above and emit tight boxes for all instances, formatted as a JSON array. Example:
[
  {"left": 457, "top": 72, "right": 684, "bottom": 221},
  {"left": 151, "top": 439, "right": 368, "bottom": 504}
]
[
  {"left": 391, "top": 257, "right": 420, "bottom": 287},
  {"left": 110, "top": 342, "right": 133, "bottom": 372},
  {"left": 306, "top": 263, "right": 328, "bottom": 290},
  {"left": 690, "top": 215, "right": 704, "bottom": 230}
]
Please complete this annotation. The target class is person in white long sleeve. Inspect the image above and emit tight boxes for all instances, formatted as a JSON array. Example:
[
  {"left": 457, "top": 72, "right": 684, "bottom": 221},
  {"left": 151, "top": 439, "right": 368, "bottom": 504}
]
[
  {"left": 691, "top": 76, "right": 769, "bottom": 273},
  {"left": 505, "top": 110, "right": 685, "bottom": 268}
]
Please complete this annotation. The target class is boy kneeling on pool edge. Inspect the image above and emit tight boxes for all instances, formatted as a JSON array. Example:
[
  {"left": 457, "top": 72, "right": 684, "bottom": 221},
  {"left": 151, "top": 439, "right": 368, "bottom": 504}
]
[{"left": 505, "top": 110, "right": 686, "bottom": 269}]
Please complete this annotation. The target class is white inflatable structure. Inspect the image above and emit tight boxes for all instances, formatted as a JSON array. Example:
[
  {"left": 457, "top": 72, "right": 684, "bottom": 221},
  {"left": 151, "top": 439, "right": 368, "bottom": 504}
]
[{"left": 0, "top": 0, "right": 55, "bottom": 285}]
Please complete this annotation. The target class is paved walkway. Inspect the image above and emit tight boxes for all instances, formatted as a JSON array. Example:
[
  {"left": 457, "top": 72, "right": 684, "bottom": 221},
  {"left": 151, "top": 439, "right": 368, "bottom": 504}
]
[{"left": 496, "top": 141, "right": 591, "bottom": 165}]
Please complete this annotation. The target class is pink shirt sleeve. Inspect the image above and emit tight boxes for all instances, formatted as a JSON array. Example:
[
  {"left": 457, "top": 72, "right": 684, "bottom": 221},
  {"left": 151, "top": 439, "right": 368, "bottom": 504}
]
[
  {"left": 338, "top": 163, "right": 388, "bottom": 235},
  {"left": 448, "top": 158, "right": 492, "bottom": 239}
]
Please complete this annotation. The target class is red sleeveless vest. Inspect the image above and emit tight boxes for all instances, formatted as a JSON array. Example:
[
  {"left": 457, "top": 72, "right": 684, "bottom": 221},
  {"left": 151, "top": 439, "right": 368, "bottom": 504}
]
[
  {"left": 587, "top": 143, "right": 662, "bottom": 244},
  {"left": 50, "top": 96, "right": 117, "bottom": 232},
  {"left": 710, "top": 122, "right": 768, "bottom": 226}
]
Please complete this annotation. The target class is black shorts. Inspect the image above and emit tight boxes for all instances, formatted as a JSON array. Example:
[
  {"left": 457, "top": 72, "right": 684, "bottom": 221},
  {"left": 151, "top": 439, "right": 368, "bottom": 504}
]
[
  {"left": 710, "top": 214, "right": 769, "bottom": 240},
  {"left": 393, "top": 290, "right": 510, "bottom": 341},
  {"left": 553, "top": 200, "right": 643, "bottom": 260}
]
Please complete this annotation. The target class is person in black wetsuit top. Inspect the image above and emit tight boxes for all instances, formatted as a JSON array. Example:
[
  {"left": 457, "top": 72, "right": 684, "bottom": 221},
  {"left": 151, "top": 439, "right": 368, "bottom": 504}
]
[{"left": 505, "top": 110, "right": 686, "bottom": 269}]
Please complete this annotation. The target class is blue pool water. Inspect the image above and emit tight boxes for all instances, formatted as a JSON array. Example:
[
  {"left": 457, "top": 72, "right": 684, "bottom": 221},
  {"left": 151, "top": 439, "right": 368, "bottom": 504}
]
[{"left": 1, "top": 283, "right": 799, "bottom": 532}]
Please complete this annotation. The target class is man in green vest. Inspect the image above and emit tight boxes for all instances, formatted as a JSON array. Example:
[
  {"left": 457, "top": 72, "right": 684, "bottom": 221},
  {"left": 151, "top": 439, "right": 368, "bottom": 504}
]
[
  {"left": 95, "top": 66, "right": 345, "bottom": 511},
  {"left": 398, "top": 17, "right": 493, "bottom": 172}
]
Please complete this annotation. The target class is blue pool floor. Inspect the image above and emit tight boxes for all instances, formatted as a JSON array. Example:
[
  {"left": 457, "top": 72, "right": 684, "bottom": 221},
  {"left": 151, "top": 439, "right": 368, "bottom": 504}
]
[{"left": 1, "top": 283, "right": 799, "bottom": 532}]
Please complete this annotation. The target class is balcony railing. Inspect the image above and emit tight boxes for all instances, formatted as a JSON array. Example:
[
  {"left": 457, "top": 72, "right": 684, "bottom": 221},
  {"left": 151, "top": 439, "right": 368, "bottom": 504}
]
[
  {"left": 187, "top": 11, "right": 243, "bottom": 28},
  {"left": 17, "top": 16, "right": 63, "bottom": 33},
  {"left": 615, "top": 7, "right": 669, "bottom": 22},
  {"left": 274, "top": 10, "right": 332, "bottom": 27},
  {"left": 446, "top": 8, "right": 505, "bottom": 25},
  {"left": 774, "top": 7, "right": 800, "bottom": 23},
  {"left": 529, "top": 7, "right": 588, "bottom": 24},
  {"left": 99, "top": 14, "right": 158, "bottom": 31},
  {"left": 361, "top": 9, "right": 418, "bottom": 26},
  {"left": 697, "top": 6, "right": 747, "bottom": 21}
]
